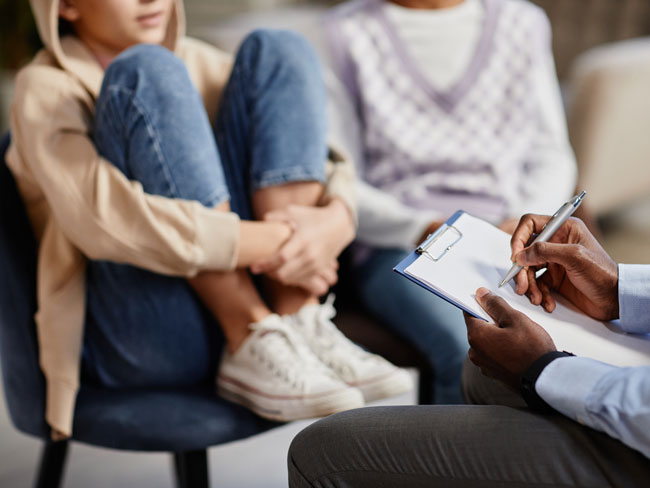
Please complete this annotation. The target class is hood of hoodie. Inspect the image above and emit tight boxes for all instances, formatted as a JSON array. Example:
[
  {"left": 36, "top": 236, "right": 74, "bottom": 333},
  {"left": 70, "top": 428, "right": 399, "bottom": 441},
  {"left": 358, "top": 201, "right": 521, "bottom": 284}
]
[{"left": 28, "top": 0, "right": 186, "bottom": 96}]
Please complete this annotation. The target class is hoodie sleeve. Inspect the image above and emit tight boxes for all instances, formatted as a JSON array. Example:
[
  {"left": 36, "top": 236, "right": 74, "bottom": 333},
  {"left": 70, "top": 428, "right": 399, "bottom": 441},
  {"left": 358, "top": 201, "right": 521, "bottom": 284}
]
[
  {"left": 507, "top": 8, "right": 577, "bottom": 217},
  {"left": 11, "top": 65, "right": 240, "bottom": 276}
]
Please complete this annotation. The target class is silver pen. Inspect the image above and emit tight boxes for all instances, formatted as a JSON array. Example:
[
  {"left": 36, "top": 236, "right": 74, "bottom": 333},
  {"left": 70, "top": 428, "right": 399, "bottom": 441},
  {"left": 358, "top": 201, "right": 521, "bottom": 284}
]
[{"left": 498, "top": 191, "right": 587, "bottom": 288}]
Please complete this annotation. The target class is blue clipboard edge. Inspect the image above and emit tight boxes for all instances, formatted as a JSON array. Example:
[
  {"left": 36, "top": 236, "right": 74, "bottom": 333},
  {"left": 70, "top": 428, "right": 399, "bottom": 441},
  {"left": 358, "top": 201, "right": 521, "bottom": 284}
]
[{"left": 392, "top": 210, "right": 487, "bottom": 321}]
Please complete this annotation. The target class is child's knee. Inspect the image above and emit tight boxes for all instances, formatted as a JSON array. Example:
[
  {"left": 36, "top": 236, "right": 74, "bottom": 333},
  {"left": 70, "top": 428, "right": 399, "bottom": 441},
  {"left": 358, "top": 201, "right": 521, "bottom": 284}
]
[
  {"left": 239, "top": 29, "right": 320, "bottom": 75},
  {"left": 104, "top": 44, "right": 189, "bottom": 93}
]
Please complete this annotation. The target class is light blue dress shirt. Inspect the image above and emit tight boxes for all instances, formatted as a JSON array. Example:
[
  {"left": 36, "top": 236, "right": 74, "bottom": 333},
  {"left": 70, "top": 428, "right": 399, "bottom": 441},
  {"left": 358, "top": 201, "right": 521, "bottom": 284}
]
[{"left": 536, "top": 264, "right": 650, "bottom": 459}]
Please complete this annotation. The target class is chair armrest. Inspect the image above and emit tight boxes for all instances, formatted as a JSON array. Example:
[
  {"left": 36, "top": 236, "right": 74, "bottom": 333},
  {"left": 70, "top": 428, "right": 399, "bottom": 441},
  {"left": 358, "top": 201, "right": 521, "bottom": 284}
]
[{"left": 567, "top": 38, "right": 650, "bottom": 215}]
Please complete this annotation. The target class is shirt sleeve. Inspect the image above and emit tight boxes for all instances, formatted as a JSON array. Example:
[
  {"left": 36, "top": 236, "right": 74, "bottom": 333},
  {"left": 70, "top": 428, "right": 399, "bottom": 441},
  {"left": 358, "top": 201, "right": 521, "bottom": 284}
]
[
  {"left": 536, "top": 356, "right": 650, "bottom": 459},
  {"left": 320, "top": 145, "right": 359, "bottom": 226},
  {"left": 12, "top": 66, "right": 240, "bottom": 276},
  {"left": 618, "top": 264, "right": 650, "bottom": 334},
  {"left": 356, "top": 180, "right": 442, "bottom": 248},
  {"left": 508, "top": 14, "right": 578, "bottom": 217}
]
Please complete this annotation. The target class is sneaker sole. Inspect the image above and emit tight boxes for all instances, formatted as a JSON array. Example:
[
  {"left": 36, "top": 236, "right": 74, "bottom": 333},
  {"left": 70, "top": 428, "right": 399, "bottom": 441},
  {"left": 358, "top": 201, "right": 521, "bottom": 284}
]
[
  {"left": 354, "top": 368, "right": 413, "bottom": 403},
  {"left": 216, "top": 375, "right": 365, "bottom": 422}
]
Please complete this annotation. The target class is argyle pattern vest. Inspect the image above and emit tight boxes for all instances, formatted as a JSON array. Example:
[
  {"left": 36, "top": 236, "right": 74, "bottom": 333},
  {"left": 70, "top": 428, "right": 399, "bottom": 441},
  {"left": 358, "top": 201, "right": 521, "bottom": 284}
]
[{"left": 324, "top": 0, "right": 551, "bottom": 221}]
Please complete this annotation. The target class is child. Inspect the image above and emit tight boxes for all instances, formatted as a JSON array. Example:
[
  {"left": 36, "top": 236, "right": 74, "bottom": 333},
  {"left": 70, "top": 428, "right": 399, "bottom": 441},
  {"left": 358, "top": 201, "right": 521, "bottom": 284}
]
[
  {"left": 8, "top": 0, "right": 411, "bottom": 439},
  {"left": 322, "top": 0, "right": 577, "bottom": 403}
]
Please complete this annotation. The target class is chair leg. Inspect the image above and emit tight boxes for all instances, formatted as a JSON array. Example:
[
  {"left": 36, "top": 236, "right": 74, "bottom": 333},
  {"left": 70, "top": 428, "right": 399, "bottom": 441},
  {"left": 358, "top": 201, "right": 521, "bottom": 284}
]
[
  {"left": 173, "top": 449, "right": 209, "bottom": 488},
  {"left": 417, "top": 366, "right": 436, "bottom": 405},
  {"left": 34, "top": 440, "right": 69, "bottom": 488}
]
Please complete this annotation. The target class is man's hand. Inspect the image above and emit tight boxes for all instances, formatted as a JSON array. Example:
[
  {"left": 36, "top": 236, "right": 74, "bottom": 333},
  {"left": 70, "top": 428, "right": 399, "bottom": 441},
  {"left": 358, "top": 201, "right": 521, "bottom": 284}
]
[
  {"left": 465, "top": 288, "right": 557, "bottom": 390},
  {"left": 250, "top": 199, "right": 355, "bottom": 296},
  {"left": 510, "top": 214, "right": 619, "bottom": 320}
]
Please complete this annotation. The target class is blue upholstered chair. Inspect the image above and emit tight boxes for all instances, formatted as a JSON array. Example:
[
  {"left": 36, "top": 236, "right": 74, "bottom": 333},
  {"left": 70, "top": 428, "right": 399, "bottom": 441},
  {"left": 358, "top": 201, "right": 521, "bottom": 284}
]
[{"left": 0, "top": 133, "right": 280, "bottom": 488}]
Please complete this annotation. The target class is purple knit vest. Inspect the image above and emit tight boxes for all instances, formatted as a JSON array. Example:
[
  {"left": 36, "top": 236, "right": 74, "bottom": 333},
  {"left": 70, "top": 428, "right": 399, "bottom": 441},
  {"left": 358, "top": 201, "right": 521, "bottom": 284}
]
[{"left": 324, "top": 0, "right": 551, "bottom": 222}]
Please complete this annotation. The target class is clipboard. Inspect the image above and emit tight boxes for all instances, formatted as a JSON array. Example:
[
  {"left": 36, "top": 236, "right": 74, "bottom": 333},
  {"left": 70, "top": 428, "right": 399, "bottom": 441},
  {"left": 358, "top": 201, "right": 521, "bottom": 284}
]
[
  {"left": 393, "top": 210, "right": 650, "bottom": 367},
  {"left": 393, "top": 210, "right": 485, "bottom": 319}
]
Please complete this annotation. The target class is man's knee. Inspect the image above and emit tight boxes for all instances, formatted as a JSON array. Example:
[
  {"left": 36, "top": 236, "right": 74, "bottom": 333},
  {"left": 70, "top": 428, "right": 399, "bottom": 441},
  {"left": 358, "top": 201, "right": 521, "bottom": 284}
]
[
  {"left": 287, "top": 425, "right": 317, "bottom": 486},
  {"left": 288, "top": 419, "right": 326, "bottom": 486},
  {"left": 288, "top": 410, "right": 360, "bottom": 485},
  {"left": 288, "top": 414, "right": 337, "bottom": 464}
]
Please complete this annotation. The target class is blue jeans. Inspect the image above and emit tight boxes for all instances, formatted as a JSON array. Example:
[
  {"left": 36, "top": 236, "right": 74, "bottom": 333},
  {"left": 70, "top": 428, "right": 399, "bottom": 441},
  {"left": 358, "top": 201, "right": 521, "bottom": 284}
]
[
  {"left": 356, "top": 249, "right": 468, "bottom": 403},
  {"left": 83, "top": 31, "right": 327, "bottom": 388}
]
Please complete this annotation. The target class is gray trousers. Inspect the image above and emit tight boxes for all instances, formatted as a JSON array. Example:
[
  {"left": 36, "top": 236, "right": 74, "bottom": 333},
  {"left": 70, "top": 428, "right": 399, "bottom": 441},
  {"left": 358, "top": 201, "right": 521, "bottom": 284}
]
[{"left": 288, "top": 359, "right": 650, "bottom": 487}]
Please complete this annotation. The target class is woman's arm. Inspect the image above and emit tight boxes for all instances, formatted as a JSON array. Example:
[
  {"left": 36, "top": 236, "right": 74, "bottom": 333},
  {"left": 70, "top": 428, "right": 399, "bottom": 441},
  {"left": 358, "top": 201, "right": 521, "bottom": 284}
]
[{"left": 509, "top": 13, "right": 578, "bottom": 217}]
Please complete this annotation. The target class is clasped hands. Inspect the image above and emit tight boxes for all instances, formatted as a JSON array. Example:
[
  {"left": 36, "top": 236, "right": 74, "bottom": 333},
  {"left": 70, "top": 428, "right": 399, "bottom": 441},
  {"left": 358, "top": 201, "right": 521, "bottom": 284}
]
[
  {"left": 250, "top": 199, "right": 355, "bottom": 296},
  {"left": 464, "top": 214, "right": 619, "bottom": 390}
]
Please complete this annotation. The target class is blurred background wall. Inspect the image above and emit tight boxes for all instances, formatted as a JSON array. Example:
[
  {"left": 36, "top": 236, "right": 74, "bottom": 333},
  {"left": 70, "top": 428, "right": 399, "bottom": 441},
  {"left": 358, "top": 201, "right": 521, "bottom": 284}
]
[
  {"left": 181, "top": 0, "right": 650, "bottom": 82},
  {"left": 531, "top": 0, "right": 650, "bottom": 80}
]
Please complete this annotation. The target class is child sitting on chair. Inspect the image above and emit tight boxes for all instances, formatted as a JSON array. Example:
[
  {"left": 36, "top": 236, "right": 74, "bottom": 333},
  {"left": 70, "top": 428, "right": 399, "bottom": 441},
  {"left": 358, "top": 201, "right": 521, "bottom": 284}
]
[
  {"left": 320, "top": 0, "right": 577, "bottom": 404},
  {"left": 7, "top": 0, "right": 411, "bottom": 439}
]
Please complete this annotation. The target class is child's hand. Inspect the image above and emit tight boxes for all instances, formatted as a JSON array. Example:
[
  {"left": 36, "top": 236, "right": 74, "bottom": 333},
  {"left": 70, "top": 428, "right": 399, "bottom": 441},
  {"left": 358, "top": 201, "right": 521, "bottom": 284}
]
[
  {"left": 416, "top": 220, "right": 445, "bottom": 246},
  {"left": 250, "top": 199, "right": 355, "bottom": 296}
]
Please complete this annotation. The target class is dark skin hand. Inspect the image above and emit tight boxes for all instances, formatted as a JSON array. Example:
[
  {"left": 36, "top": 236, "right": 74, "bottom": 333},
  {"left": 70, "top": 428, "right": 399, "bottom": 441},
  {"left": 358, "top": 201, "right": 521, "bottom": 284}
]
[
  {"left": 464, "top": 288, "right": 557, "bottom": 390},
  {"left": 510, "top": 214, "right": 619, "bottom": 321},
  {"left": 465, "top": 215, "right": 621, "bottom": 390}
]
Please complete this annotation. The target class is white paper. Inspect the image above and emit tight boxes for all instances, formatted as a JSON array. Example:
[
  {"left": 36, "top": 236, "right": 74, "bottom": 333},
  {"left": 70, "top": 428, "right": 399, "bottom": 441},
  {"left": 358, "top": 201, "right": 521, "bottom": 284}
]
[{"left": 405, "top": 213, "right": 650, "bottom": 367}]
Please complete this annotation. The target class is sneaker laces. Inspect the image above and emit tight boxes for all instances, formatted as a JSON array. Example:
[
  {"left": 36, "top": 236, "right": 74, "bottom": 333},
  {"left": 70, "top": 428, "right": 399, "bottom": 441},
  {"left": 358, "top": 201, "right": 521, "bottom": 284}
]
[
  {"left": 248, "top": 318, "right": 336, "bottom": 391},
  {"left": 311, "top": 295, "right": 359, "bottom": 351},
  {"left": 306, "top": 295, "right": 379, "bottom": 376}
]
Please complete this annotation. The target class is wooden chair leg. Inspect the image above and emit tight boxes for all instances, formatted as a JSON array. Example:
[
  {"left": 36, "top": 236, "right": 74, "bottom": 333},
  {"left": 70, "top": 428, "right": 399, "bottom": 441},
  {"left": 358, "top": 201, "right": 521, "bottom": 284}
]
[
  {"left": 35, "top": 440, "right": 69, "bottom": 488},
  {"left": 174, "top": 449, "right": 209, "bottom": 488}
]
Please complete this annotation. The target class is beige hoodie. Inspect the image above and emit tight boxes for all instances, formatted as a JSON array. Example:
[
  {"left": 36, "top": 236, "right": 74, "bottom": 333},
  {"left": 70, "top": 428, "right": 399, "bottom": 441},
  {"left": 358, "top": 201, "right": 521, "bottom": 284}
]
[{"left": 7, "top": 0, "right": 356, "bottom": 439}]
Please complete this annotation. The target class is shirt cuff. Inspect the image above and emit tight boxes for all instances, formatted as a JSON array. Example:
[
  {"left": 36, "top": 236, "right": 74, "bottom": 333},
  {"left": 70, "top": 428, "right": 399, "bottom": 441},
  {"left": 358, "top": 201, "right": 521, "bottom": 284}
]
[
  {"left": 536, "top": 356, "right": 616, "bottom": 424},
  {"left": 321, "top": 149, "right": 358, "bottom": 226},
  {"left": 195, "top": 205, "right": 240, "bottom": 272},
  {"left": 618, "top": 264, "right": 650, "bottom": 334},
  {"left": 520, "top": 351, "right": 573, "bottom": 412}
]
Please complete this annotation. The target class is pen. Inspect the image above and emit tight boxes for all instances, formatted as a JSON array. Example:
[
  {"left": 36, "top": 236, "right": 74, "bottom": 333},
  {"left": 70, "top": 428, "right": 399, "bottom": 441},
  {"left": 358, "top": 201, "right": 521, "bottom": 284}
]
[{"left": 498, "top": 191, "right": 587, "bottom": 288}]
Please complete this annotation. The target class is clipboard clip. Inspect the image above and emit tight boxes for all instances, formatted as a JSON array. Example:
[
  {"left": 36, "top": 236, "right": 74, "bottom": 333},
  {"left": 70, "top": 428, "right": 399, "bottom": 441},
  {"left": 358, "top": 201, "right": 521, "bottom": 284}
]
[{"left": 416, "top": 224, "right": 463, "bottom": 262}]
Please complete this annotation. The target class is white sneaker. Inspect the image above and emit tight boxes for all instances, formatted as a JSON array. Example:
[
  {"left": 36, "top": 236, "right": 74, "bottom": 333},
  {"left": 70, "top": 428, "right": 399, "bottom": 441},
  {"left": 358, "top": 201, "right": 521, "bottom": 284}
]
[
  {"left": 217, "top": 313, "right": 364, "bottom": 422},
  {"left": 289, "top": 295, "right": 413, "bottom": 403}
]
